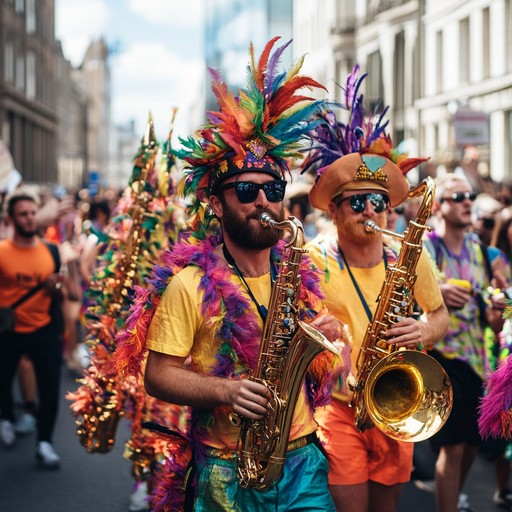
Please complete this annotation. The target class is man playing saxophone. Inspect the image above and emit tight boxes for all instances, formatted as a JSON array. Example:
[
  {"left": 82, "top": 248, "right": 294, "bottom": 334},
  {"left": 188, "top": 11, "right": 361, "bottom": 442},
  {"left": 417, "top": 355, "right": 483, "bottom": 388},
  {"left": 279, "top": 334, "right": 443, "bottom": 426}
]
[
  {"left": 303, "top": 67, "right": 450, "bottom": 512},
  {"left": 136, "top": 38, "right": 347, "bottom": 511}
]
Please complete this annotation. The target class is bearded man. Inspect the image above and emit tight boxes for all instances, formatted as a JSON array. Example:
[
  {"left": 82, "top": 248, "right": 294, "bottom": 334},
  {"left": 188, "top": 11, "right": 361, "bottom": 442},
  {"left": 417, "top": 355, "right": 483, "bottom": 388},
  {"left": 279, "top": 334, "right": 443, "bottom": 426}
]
[
  {"left": 303, "top": 66, "right": 449, "bottom": 512},
  {"left": 115, "top": 38, "right": 348, "bottom": 511},
  {"left": 0, "top": 189, "right": 63, "bottom": 468}
]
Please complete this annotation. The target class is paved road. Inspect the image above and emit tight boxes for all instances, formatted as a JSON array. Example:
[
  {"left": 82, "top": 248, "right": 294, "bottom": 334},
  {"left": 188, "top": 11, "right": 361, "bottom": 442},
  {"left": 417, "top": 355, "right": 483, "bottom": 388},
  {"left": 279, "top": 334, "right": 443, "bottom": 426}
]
[{"left": 0, "top": 366, "right": 506, "bottom": 512}]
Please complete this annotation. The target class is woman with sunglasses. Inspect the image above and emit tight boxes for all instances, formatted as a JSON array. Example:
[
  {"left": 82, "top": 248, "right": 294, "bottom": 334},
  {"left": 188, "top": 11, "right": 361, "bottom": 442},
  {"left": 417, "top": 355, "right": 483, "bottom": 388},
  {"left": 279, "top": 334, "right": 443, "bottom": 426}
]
[
  {"left": 302, "top": 66, "right": 449, "bottom": 512},
  {"left": 112, "top": 38, "right": 348, "bottom": 512}
]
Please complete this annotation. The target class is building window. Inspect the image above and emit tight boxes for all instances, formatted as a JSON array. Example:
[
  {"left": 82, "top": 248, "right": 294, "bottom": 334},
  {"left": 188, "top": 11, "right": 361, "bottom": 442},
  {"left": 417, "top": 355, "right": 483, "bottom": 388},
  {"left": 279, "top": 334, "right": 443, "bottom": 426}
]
[
  {"left": 15, "top": 0, "right": 24, "bottom": 14},
  {"left": 482, "top": 8, "right": 490, "bottom": 79},
  {"left": 26, "top": 0, "right": 36, "bottom": 34},
  {"left": 4, "top": 41, "right": 14, "bottom": 84},
  {"left": 436, "top": 30, "right": 443, "bottom": 93},
  {"left": 394, "top": 31, "right": 405, "bottom": 111},
  {"left": 508, "top": 110, "right": 512, "bottom": 179},
  {"left": 15, "top": 53, "right": 25, "bottom": 91},
  {"left": 506, "top": 0, "right": 512, "bottom": 72},
  {"left": 26, "top": 51, "right": 36, "bottom": 100},
  {"left": 366, "top": 50, "right": 383, "bottom": 111},
  {"left": 459, "top": 17, "right": 470, "bottom": 84}
]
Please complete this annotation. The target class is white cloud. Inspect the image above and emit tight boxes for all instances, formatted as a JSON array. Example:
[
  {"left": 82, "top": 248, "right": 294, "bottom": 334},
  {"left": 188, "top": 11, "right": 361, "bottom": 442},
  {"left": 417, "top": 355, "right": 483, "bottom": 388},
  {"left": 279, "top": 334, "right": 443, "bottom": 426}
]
[
  {"left": 55, "top": 0, "right": 110, "bottom": 66},
  {"left": 112, "top": 41, "right": 204, "bottom": 138},
  {"left": 127, "top": 0, "right": 203, "bottom": 27},
  {"left": 55, "top": 1, "right": 205, "bottom": 140}
]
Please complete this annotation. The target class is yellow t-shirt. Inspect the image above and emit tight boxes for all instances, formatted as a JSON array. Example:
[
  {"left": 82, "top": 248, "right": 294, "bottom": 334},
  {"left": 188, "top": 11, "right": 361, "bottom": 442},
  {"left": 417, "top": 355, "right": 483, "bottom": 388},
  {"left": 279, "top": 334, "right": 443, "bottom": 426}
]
[
  {"left": 146, "top": 265, "right": 317, "bottom": 449},
  {"left": 306, "top": 235, "right": 444, "bottom": 401}
]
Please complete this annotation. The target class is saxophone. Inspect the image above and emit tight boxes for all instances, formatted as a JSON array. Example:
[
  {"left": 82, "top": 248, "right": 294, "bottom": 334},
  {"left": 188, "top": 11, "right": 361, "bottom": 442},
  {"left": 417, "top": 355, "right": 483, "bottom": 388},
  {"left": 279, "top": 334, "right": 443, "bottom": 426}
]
[
  {"left": 349, "top": 177, "right": 453, "bottom": 442},
  {"left": 231, "top": 213, "right": 339, "bottom": 491},
  {"left": 72, "top": 117, "right": 158, "bottom": 454}
]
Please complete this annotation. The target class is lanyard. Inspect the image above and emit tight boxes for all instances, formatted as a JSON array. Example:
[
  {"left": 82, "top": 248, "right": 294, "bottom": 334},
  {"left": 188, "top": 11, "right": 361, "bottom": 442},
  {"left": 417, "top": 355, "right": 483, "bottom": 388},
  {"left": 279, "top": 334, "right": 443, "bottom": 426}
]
[
  {"left": 337, "top": 246, "right": 388, "bottom": 323},
  {"left": 222, "top": 244, "right": 277, "bottom": 323}
]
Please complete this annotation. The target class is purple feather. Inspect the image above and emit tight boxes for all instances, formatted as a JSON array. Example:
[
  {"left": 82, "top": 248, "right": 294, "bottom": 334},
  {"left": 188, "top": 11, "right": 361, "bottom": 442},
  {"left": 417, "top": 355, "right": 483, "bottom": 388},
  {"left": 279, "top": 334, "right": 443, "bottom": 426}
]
[
  {"left": 207, "top": 66, "right": 224, "bottom": 84},
  {"left": 264, "top": 39, "right": 292, "bottom": 97}
]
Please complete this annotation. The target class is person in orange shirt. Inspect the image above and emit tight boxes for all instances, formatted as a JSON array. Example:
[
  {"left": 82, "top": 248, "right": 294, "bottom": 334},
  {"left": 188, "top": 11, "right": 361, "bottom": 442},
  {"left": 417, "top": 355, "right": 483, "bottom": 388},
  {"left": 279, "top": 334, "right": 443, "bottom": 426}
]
[{"left": 0, "top": 189, "right": 64, "bottom": 468}]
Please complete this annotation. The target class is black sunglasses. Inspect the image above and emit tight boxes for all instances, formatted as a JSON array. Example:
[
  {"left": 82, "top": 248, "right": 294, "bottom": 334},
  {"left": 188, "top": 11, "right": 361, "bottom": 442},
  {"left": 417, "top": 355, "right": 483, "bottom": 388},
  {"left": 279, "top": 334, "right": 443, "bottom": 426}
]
[
  {"left": 217, "top": 180, "right": 287, "bottom": 204},
  {"left": 441, "top": 191, "right": 477, "bottom": 203},
  {"left": 336, "top": 193, "right": 390, "bottom": 214}
]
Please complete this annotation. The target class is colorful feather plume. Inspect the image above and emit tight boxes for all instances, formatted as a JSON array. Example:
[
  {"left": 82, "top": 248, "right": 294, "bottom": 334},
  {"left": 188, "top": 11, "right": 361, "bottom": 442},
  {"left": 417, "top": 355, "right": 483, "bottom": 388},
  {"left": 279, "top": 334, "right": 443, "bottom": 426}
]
[
  {"left": 479, "top": 356, "right": 512, "bottom": 439},
  {"left": 67, "top": 111, "right": 189, "bottom": 471},
  {"left": 302, "top": 65, "right": 427, "bottom": 177},
  {"left": 173, "top": 36, "right": 328, "bottom": 237}
]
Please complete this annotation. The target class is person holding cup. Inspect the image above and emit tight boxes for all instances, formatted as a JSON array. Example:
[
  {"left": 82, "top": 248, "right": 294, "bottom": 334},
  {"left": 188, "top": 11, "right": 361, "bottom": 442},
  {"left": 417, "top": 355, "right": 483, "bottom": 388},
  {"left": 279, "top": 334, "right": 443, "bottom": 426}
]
[{"left": 424, "top": 173, "right": 506, "bottom": 512}]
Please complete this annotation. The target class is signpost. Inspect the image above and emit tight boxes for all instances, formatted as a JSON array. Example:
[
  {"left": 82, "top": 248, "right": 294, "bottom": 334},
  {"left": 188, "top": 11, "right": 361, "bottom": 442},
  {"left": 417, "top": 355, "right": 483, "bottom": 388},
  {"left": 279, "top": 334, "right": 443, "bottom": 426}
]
[{"left": 452, "top": 108, "right": 489, "bottom": 146}]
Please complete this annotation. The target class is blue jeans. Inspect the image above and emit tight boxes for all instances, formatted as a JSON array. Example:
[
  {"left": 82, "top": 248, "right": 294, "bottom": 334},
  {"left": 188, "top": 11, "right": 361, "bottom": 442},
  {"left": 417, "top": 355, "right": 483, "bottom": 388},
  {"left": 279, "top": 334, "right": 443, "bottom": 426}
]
[{"left": 193, "top": 442, "right": 335, "bottom": 512}]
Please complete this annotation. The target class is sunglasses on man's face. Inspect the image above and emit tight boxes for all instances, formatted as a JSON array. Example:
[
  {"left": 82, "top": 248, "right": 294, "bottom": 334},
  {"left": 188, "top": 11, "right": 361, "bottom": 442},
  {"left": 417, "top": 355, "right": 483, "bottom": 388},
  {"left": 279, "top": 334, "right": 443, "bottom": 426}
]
[
  {"left": 441, "top": 191, "right": 477, "bottom": 203},
  {"left": 217, "top": 180, "right": 287, "bottom": 204},
  {"left": 336, "top": 193, "right": 390, "bottom": 214}
]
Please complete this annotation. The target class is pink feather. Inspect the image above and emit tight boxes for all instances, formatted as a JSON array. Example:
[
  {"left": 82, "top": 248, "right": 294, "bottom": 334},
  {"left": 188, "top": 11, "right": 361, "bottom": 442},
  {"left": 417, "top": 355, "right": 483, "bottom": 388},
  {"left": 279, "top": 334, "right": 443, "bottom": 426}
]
[{"left": 479, "top": 356, "right": 512, "bottom": 439}]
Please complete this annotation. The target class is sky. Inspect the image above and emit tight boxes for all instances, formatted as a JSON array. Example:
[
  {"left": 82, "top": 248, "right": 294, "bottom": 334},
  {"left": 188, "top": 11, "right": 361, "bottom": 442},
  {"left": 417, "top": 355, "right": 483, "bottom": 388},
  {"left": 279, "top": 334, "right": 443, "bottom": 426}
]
[{"left": 55, "top": 0, "right": 205, "bottom": 140}]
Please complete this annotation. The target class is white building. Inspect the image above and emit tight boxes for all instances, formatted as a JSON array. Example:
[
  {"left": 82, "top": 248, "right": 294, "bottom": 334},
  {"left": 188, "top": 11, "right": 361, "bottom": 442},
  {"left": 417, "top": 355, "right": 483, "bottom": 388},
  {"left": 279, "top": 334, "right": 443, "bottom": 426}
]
[{"left": 294, "top": 0, "right": 512, "bottom": 186}]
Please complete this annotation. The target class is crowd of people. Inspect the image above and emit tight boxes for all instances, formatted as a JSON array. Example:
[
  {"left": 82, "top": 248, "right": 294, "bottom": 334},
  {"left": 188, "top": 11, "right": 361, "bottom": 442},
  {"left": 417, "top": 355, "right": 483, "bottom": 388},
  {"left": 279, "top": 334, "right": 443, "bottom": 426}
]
[
  {"left": 2, "top": 36, "right": 512, "bottom": 512},
  {"left": 0, "top": 184, "right": 116, "bottom": 466}
]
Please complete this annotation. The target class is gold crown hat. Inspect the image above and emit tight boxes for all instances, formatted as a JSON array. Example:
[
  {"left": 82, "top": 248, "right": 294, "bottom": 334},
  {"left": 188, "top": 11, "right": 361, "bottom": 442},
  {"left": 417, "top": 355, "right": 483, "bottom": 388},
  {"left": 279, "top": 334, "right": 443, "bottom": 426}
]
[
  {"left": 173, "top": 37, "right": 329, "bottom": 238},
  {"left": 304, "top": 66, "right": 428, "bottom": 212}
]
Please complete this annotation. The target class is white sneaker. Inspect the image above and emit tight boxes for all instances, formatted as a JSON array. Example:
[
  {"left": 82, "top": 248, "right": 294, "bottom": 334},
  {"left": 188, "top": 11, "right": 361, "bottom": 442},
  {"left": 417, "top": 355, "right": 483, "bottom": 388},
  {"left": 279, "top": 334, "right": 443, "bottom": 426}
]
[
  {"left": 458, "top": 493, "right": 476, "bottom": 511},
  {"left": 36, "top": 441, "right": 61, "bottom": 469},
  {"left": 128, "top": 481, "right": 149, "bottom": 511},
  {"left": 0, "top": 420, "right": 15, "bottom": 447},
  {"left": 15, "top": 412, "right": 36, "bottom": 434}
]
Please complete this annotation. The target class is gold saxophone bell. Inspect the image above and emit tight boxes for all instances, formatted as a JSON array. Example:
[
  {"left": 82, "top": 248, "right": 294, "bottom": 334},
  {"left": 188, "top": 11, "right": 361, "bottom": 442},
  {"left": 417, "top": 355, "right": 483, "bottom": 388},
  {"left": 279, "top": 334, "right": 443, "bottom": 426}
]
[
  {"left": 350, "top": 177, "right": 453, "bottom": 442},
  {"left": 363, "top": 351, "right": 453, "bottom": 442}
]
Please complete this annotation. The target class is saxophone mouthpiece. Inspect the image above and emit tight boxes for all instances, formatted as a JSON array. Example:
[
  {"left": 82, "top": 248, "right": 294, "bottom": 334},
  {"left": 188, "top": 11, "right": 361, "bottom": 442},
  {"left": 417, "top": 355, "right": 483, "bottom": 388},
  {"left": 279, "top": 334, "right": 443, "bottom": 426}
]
[
  {"left": 259, "top": 213, "right": 275, "bottom": 227},
  {"left": 364, "top": 220, "right": 379, "bottom": 233},
  {"left": 363, "top": 220, "right": 404, "bottom": 240}
]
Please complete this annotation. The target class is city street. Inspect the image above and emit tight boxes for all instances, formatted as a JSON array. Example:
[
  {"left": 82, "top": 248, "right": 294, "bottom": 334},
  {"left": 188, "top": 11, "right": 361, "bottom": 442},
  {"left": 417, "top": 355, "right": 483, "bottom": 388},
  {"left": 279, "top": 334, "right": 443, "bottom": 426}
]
[{"left": 0, "top": 366, "right": 506, "bottom": 512}]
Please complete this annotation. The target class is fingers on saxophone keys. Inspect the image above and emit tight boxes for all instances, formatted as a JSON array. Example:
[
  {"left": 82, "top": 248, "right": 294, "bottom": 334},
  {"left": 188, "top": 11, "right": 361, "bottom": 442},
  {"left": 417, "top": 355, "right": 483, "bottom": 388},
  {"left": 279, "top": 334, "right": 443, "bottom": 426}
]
[{"left": 234, "top": 398, "right": 268, "bottom": 420}]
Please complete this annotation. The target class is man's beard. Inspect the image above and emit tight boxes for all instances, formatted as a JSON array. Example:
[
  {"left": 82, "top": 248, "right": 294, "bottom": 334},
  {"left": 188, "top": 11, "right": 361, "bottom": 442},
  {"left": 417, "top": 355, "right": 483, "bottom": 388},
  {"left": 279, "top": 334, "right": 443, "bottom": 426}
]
[
  {"left": 221, "top": 201, "right": 285, "bottom": 250},
  {"left": 338, "top": 213, "right": 386, "bottom": 244},
  {"left": 14, "top": 221, "right": 38, "bottom": 238}
]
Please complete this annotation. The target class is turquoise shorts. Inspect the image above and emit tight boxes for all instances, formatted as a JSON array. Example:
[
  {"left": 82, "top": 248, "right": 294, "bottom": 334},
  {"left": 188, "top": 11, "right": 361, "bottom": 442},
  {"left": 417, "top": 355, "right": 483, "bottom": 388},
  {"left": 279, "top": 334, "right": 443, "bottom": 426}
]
[{"left": 193, "top": 442, "right": 335, "bottom": 511}]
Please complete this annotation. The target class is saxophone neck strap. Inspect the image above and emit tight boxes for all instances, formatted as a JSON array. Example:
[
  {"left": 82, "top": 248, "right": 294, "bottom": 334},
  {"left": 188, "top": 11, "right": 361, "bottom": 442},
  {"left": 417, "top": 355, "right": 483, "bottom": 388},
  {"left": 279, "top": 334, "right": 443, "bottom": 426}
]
[
  {"left": 337, "top": 246, "right": 388, "bottom": 323},
  {"left": 222, "top": 243, "right": 278, "bottom": 323}
]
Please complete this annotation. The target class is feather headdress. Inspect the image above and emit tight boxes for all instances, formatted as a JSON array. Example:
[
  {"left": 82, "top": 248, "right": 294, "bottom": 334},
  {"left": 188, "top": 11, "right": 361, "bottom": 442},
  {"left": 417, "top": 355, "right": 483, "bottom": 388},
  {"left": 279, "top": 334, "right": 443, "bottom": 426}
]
[
  {"left": 173, "top": 36, "right": 328, "bottom": 237},
  {"left": 304, "top": 65, "right": 428, "bottom": 210}
]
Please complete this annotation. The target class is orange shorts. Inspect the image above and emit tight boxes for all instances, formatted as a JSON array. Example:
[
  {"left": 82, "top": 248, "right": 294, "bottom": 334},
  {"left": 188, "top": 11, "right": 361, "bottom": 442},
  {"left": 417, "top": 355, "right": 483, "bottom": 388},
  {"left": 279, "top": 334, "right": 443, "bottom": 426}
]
[{"left": 315, "top": 400, "right": 414, "bottom": 486}]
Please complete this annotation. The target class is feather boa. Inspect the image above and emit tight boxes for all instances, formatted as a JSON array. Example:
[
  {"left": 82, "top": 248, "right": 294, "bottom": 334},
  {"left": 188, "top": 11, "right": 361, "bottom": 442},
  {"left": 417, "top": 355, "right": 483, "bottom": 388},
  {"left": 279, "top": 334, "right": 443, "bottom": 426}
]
[
  {"left": 479, "top": 356, "right": 512, "bottom": 439},
  {"left": 110, "top": 233, "right": 340, "bottom": 511}
]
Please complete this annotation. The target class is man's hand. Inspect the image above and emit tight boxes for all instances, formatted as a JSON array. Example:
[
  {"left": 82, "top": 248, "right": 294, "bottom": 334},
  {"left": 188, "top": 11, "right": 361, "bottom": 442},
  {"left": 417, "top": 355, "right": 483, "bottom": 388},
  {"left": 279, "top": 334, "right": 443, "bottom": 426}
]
[
  {"left": 385, "top": 317, "right": 425, "bottom": 349},
  {"left": 224, "top": 379, "right": 271, "bottom": 421},
  {"left": 440, "top": 282, "right": 472, "bottom": 310},
  {"left": 310, "top": 312, "right": 345, "bottom": 342},
  {"left": 44, "top": 272, "right": 64, "bottom": 296}
]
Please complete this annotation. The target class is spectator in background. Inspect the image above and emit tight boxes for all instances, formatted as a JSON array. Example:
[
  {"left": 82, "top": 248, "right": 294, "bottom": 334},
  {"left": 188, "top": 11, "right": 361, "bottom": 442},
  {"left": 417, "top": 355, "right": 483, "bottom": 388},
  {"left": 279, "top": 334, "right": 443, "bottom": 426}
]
[
  {"left": 424, "top": 173, "right": 506, "bottom": 512},
  {"left": 0, "top": 188, "right": 64, "bottom": 468},
  {"left": 394, "top": 196, "right": 422, "bottom": 234},
  {"left": 472, "top": 194, "right": 504, "bottom": 247},
  {"left": 498, "top": 181, "right": 512, "bottom": 208},
  {"left": 488, "top": 210, "right": 512, "bottom": 509},
  {"left": 387, "top": 203, "right": 404, "bottom": 232},
  {"left": 79, "top": 199, "right": 111, "bottom": 287}
]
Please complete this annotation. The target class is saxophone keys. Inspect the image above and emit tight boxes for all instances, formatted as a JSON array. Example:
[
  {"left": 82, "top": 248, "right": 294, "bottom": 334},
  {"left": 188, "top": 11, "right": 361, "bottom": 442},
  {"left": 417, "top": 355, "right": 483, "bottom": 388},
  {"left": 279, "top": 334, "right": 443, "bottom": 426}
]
[{"left": 229, "top": 412, "right": 243, "bottom": 427}]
